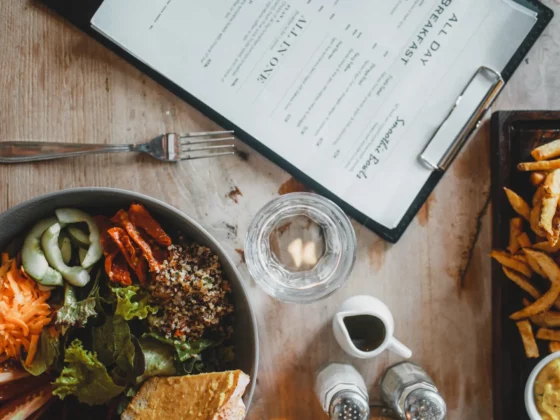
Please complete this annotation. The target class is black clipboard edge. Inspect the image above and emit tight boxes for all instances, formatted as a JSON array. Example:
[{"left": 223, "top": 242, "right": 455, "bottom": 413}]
[{"left": 41, "top": 0, "right": 553, "bottom": 243}]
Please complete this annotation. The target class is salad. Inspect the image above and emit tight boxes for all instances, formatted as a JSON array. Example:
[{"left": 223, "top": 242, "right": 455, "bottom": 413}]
[{"left": 0, "top": 204, "right": 235, "bottom": 418}]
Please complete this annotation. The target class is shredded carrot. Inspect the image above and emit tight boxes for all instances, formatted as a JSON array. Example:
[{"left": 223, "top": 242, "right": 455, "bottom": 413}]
[
  {"left": 25, "top": 334, "right": 40, "bottom": 366},
  {"left": 0, "top": 257, "right": 52, "bottom": 365}
]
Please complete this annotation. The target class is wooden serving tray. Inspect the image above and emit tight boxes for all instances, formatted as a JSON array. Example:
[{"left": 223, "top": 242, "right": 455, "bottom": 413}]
[{"left": 491, "top": 111, "right": 560, "bottom": 420}]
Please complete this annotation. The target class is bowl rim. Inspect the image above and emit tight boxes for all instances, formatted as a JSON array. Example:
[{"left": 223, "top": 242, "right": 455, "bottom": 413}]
[
  {"left": 0, "top": 187, "right": 259, "bottom": 408},
  {"left": 524, "top": 351, "right": 560, "bottom": 419}
]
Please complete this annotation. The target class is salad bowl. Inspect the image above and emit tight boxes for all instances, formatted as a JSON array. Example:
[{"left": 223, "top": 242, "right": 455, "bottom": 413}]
[{"left": 0, "top": 187, "right": 258, "bottom": 410}]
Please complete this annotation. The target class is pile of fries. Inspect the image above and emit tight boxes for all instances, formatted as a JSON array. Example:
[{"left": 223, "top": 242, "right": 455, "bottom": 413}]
[{"left": 493, "top": 140, "right": 560, "bottom": 358}]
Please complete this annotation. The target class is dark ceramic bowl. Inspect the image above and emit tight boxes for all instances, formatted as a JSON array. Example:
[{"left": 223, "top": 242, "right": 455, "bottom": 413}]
[{"left": 0, "top": 187, "right": 258, "bottom": 409}]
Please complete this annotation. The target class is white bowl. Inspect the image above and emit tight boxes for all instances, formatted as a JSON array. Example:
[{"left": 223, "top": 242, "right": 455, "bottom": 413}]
[{"left": 525, "top": 351, "right": 560, "bottom": 419}]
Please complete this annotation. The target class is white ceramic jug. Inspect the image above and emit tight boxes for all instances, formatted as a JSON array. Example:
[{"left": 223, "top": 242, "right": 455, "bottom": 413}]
[{"left": 333, "top": 295, "right": 412, "bottom": 359}]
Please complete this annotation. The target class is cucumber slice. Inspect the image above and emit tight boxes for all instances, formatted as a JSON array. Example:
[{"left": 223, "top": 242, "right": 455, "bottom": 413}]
[
  {"left": 41, "top": 223, "right": 90, "bottom": 287},
  {"left": 22, "top": 217, "right": 63, "bottom": 287},
  {"left": 58, "top": 233, "right": 72, "bottom": 265},
  {"left": 78, "top": 248, "right": 88, "bottom": 265},
  {"left": 40, "top": 267, "right": 65, "bottom": 287},
  {"left": 77, "top": 248, "right": 94, "bottom": 273},
  {"left": 55, "top": 209, "right": 102, "bottom": 269},
  {"left": 67, "top": 226, "right": 91, "bottom": 247}
]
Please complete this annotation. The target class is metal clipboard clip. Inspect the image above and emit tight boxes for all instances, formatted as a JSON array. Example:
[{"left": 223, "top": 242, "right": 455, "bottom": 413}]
[{"left": 420, "top": 66, "right": 505, "bottom": 171}]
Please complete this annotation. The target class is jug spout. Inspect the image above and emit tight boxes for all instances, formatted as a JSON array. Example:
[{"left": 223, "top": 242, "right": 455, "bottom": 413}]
[
  {"left": 333, "top": 311, "right": 364, "bottom": 358},
  {"left": 334, "top": 311, "right": 355, "bottom": 332}
]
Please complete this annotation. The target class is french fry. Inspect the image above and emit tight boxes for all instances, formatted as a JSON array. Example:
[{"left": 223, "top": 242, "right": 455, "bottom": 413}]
[
  {"left": 510, "top": 283, "right": 560, "bottom": 320},
  {"left": 531, "top": 311, "right": 560, "bottom": 327},
  {"left": 503, "top": 267, "right": 540, "bottom": 300},
  {"left": 518, "top": 159, "right": 560, "bottom": 171},
  {"left": 516, "top": 320, "right": 539, "bottom": 358},
  {"left": 523, "top": 249, "right": 560, "bottom": 284},
  {"left": 536, "top": 328, "right": 560, "bottom": 341},
  {"left": 503, "top": 188, "right": 530, "bottom": 220},
  {"left": 531, "top": 140, "right": 560, "bottom": 161},
  {"left": 517, "top": 232, "right": 532, "bottom": 248},
  {"left": 533, "top": 241, "right": 560, "bottom": 253},
  {"left": 521, "top": 287, "right": 560, "bottom": 313},
  {"left": 490, "top": 250, "right": 532, "bottom": 277},
  {"left": 530, "top": 171, "right": 547, "bottom": 186},
  {"left": 534, "top": 185, "right": 545, "bottom": 206},
  {"left": 508, "top": 218, "right": 523, "bottom": 254},
  {"left": 549, "top": 341, "right": 560, "bottom": 353},
  {"left": 524, "top": 250, "right": 547, "bottom": 278},
  {"left": 531, "top": 187, "right": 547, "bottom": 235}
]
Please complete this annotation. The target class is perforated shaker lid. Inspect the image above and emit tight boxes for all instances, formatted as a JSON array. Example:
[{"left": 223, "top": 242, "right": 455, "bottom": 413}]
[
  {"left": 404, "top": 388, "right": 447, "bottom": 420},
  {"left": 329, "top": 390, "right": 370, "bottom": 420}
]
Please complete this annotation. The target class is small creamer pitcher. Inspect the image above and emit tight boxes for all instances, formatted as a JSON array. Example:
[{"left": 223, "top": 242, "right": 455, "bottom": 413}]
[{"left": 333, "top": 295, "right": 412, "bottom": 359}]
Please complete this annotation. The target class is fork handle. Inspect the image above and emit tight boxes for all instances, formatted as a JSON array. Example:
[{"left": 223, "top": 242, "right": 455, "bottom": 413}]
[{"left": 0, "top": 141, "right": 134, "bottom": 163}]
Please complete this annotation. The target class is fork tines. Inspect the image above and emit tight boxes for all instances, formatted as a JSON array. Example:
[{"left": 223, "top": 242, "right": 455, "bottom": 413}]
[{"left": 178, "top": 130, "right": 236, "bottom": 160}]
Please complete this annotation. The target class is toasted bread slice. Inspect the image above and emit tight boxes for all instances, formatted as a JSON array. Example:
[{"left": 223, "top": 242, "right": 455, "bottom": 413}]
[{"left": 122, "top": 370, "right": 250, "bottom": 420}]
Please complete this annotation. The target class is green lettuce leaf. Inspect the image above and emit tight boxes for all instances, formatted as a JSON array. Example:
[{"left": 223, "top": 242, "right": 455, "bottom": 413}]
[
  {"left": 92, "top": 315, "right": 135, "bottom": 382},
  {"left": 111, "top": 285, "right": 158, "bottom": 321},
  {"left": 136, "top": 337, "right": 177, "bottom": 383},
  {"left": 56, "top": 283, "right": 97, "bottom": 330},
  {"left": 175, "top": 356, "right": 198, "bottom": 375},
  {"left": 53, "top": 339, "right": 125, "bottom": 405},
  {"left": 22, "top": 329, "right": 59, "bottom": 376},
  {"left": 142, "top": 332, "right": 215, "bottom": 362}
]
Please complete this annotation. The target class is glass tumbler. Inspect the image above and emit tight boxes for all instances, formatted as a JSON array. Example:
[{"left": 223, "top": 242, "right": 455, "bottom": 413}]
[{"left": 245, "top": 192, "right": 356, "bottom": 303}]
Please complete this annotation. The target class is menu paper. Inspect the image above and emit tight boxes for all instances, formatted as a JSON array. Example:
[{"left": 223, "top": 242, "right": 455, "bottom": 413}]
[{"left": 92, "top": 0, "right": 537, "bottom": 229}]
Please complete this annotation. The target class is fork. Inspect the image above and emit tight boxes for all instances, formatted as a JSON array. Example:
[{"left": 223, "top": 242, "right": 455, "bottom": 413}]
[{"left": 0, "top": 131, "right": 236, "bottom": 163}]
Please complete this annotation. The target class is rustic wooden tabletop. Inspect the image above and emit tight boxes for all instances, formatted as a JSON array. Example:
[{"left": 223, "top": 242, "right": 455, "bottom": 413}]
[{"left": 1, "top": 1, "right": 560, "bottom": 419}]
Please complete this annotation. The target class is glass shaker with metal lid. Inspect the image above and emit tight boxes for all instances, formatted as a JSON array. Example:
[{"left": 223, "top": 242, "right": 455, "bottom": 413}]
[
  {"left": 380, "top": 361, "right": 447, "bottom": 420},
  {"left": 315, "top": 363, "right": 370, "bottom": 420}
]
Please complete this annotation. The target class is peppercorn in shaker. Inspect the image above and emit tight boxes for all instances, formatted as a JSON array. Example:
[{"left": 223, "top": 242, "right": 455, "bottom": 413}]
[{"left": 380, "top": 362, "right": 447, "bottom": 420}]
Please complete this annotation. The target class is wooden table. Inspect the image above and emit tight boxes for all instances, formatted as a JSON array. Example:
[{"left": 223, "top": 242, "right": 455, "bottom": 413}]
[{"left": 1, "top": 1, "right": 559, "bottom": 418}]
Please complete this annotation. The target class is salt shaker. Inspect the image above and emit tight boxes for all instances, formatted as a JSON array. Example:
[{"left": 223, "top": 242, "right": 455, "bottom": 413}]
[
  {"left": 380, "top": 362, "right": 447, "bottom": 420},
  {"left": 315, "top": 363, "right": 370, "bottom": 420}
]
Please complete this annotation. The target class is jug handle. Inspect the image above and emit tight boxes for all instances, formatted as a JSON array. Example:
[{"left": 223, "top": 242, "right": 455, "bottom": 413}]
[{"left": 389, "top": 337, "right": 412, "bottom": 359}]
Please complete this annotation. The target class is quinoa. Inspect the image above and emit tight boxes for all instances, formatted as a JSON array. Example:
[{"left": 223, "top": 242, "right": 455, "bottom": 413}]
[{"left": 148, "top": 243, "right": 234, "bottom": 341}]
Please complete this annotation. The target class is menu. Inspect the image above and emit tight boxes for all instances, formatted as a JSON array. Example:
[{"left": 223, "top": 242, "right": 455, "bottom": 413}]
[{"left": 92, "top": 0, "right": 538, "bottom": 229}]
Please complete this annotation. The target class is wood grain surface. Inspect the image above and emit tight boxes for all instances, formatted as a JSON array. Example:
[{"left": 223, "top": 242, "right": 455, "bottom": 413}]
[{"left": 1, "top": 1, "right": 560, "bottom": 419}]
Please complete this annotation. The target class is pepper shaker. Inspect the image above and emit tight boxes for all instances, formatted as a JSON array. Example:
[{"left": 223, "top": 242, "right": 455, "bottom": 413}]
[
  {"left": 380, "top": 362, "right": 447, "bottom": 420},
  {"left": 315, "top": 363, "right": 370, "bottom": 420}
]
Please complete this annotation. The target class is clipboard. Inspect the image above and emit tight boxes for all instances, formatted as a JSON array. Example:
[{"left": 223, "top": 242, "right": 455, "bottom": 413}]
[{"left": 42, "top": 0, "right": 554, "bottom": 243}]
